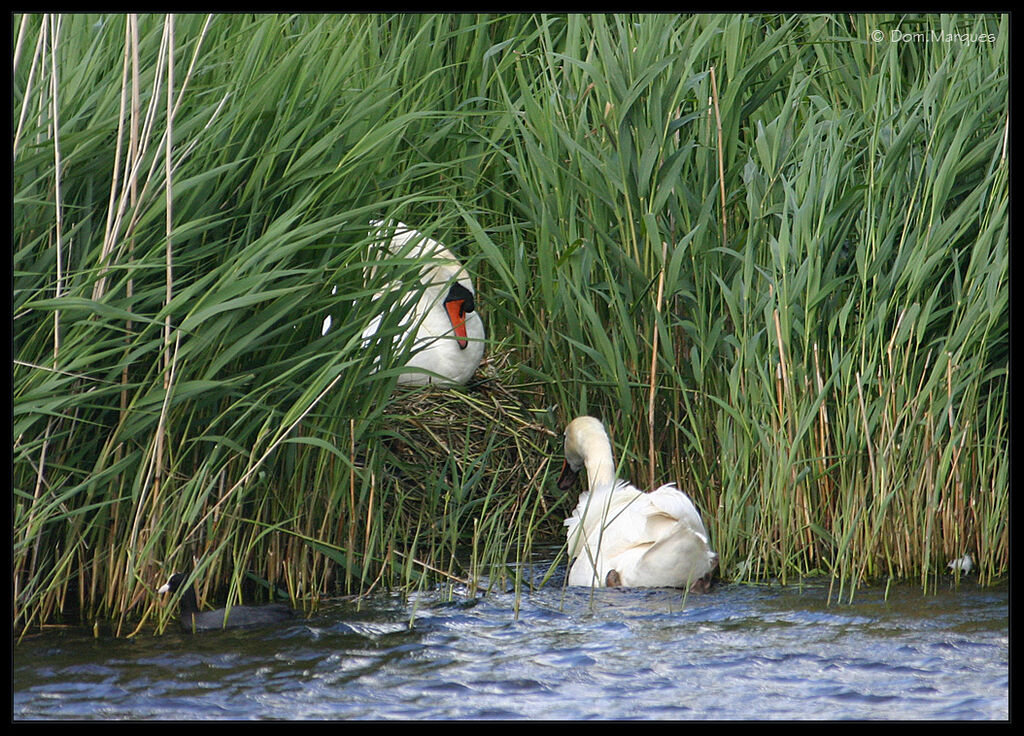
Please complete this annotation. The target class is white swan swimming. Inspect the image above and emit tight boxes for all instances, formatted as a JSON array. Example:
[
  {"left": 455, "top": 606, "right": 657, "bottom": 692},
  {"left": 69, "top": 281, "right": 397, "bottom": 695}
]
[
  {"left": 326, "top": 220, "right": 485, "bottom": 386},
  {"left": 558, "top": 416, "right": 718, "bottom": 590}
]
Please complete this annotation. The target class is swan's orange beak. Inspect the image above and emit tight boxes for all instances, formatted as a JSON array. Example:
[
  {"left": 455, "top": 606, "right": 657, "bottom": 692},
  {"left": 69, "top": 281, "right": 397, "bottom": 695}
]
[{"left": 445, "top": 299, "right": 469, "bottom": 350}]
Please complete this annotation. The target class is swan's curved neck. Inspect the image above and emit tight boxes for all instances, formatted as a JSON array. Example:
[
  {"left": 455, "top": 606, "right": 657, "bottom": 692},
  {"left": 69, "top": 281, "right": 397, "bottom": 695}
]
[{"left": 583, "top": 439, "right": 617, "bottom": 492}]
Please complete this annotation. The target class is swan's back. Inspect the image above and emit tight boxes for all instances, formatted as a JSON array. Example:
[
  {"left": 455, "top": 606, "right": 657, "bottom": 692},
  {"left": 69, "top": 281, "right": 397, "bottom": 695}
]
[
  {"left": 643, "top": 483, "right": 709, "bottom": 539},
  {"left": 565, "top": 480, "right": 716, "bottom": 589}
]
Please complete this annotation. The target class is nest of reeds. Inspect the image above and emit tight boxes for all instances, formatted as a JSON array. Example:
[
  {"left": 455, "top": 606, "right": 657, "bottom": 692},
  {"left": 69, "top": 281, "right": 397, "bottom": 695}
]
[{"left": 374, "top": 346, "right": 566, "bottom": 541}]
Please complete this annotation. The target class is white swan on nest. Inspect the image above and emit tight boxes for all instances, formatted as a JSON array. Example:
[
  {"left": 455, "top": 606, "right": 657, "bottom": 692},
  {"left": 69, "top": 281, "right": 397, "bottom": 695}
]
[
  {"left": 558, "top": 416, "right": 718, "bottom": 590},
  {"left": 326, "top": 220, "right": 485, "bottom": 386}
]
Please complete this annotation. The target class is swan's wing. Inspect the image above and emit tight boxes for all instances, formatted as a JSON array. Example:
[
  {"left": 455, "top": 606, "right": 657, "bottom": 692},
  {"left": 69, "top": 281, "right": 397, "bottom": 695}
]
[
  {"left": 646, "top": 483, "right": 710, "bottom": 540},
  {"left": 564, "top": 482, "right": 658, "bottom": 560}
]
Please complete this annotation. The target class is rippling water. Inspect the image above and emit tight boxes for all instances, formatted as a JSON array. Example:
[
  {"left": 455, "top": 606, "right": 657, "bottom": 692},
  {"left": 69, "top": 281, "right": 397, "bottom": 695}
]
[{"left": 13, "top": 571, "right": 1008, "bottom": 720}]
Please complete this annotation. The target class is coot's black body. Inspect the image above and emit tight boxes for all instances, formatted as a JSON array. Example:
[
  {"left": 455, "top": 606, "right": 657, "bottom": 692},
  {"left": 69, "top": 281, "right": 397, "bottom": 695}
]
[{"left": 158, "top": 573, "right": 297, "bottom": 632}]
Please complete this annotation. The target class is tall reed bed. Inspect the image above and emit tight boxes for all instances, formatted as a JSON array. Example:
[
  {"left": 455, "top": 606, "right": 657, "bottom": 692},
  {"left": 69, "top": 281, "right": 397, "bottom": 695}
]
[
  {"left": 13, "top": 13, "right": 1007, "bottom": 633},
  {"left": 469, "top": 14, "right": 1008, "bottom": 598}
]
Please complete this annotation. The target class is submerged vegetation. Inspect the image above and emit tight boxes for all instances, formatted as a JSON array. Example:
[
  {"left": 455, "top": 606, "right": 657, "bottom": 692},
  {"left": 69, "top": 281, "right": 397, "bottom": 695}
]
[{"left": 13, "top": 13, "right": 1008, "bottom": 634}]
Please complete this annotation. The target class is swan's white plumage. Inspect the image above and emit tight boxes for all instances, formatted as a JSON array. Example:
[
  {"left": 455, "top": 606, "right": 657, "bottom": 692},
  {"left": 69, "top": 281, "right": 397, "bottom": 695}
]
[
  {"left": 357, "top": 220, "right": 485, "bottom": 386},
  {"left": 560, "top": 416, "right": 718, "bottom": 589}
]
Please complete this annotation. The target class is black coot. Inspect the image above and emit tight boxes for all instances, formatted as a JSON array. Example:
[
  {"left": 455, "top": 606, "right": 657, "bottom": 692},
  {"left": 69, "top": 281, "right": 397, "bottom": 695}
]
[{"left": 158, "top": 572, "right": 297, "bottom": 632}]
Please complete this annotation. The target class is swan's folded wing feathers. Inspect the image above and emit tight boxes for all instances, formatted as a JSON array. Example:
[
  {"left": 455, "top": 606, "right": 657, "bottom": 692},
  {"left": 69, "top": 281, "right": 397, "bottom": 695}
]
[
  {"left": 567, "top": 483, "right": 664, "bottom": 561},
  {"left": 647, "top": 484, "right": 709, "bottom": 537}
]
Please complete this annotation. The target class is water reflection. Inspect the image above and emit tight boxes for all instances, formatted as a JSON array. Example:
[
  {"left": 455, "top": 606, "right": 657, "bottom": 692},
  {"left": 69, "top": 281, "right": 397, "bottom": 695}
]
[{"left": 13, "top": 574, "right": 1008, "bottom": 720}]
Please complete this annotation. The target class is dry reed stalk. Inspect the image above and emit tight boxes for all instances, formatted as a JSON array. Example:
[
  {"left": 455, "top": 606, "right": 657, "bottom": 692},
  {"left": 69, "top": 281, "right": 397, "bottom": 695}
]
[
  {"left": 709, "top": 65, "right": 727, "bottom": 247},
  {"left": 11, "top": 16, "right": 28, "bottom": 95},
  {"left": 1000, "top": 116, "right": 1008, "bottom": 162},
  {"left": 347, "top": 418, "right": 357, "bottom": 591},
  {"left": 93, "top": 17, "right": 134, "bottom": 302},
  {"left": 647, "top": 238, "right": 668, "bottom": 490},
  {"left": 134, "top": 22, "right": 177, "bottom": 633},
  {"left": 104, "top": 17, "right": 176, "bottom": 268},
  {"left": 48, "top": 14, "right": 63, "bottom": 366},
  {"left": 12, "top": 16, "right": 46, "bottom": 158},
  {"left": 22, "top": 15, "right": 65, "bottom": 607},
  {"left": 771, "top": 306, "right": 793, "bottom": 440},
  {"left": 812, "top": 342, "right": 833, "bottom": 528},
  {"left": 856, "top": 371, "right": 876, "bottom": 482},
  {"left": 121, "top": 15, "right": 140, "bottom": 418},
  {"left": 364, "top": 468, "right": 377, "bottom": 574},
  {"left": 163, "top": 14, "right": 175, "bottom": 379}
]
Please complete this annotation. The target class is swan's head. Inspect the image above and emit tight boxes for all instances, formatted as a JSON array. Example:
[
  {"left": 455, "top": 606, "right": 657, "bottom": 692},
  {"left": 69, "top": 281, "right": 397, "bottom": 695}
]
[
  {"left": 371, "top": 219, "right": 478, "bottom": 348},
  {"left": 443, "top": 282, "right": 476, "bottom": 350},
  {"left": 557, "top": 415, "right": 611, "bottom": 491}
]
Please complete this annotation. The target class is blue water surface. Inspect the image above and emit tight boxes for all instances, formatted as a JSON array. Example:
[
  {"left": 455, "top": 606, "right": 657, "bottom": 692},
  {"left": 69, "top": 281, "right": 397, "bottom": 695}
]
[{"left": 13, "top": 572, "right": 1008, "bottom": 720}]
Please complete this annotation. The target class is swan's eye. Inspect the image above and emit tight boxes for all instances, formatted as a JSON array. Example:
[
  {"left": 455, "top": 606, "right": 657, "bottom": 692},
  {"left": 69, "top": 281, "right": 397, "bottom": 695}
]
[{"left": 446, "top": 283, "right": 475, "bottom": 313}]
